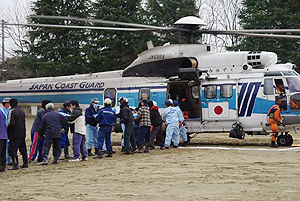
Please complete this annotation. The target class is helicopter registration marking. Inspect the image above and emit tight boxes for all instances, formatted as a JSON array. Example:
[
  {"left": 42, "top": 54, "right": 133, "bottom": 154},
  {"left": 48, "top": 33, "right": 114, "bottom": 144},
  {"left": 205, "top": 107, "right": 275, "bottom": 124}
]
[{"left": 149, "top": 54, "right": 165, "bottom": 59}]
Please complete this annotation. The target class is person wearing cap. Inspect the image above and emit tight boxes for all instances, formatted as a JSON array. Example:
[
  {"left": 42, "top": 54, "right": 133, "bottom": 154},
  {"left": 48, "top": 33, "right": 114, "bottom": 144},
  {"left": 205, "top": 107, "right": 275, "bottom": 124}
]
[
  {"left": 85, "top": 98, "right": 100, "bottom": 156},
  {"left": 0, "top": 98, "right": 10, "bottom": 171},
  {"left": 68, "top": 100, "right": 88, "bottom": 162},
  {"left": 28, "top": 99, "right": 51, "bottom": 163},
  {"left": 1, "top": 98, "right": 12, "bottom": 166},
  {"left": 38, "top": 103, "right": 68, "bottom": 165},
  {"left": 94, "top": 98, "right": 116, "bottom": 158},
  {"left": 7, "top": 98, "right": 28, "bottom": 170},
  {"left": 136, "top": 100, "right": 151, "bottom": 153},
  {"left": 267, "top": 96, "right": 283, "bottom": 148},
  {"left": 173, "top": 100, "right": 188, "bottom": 146},
  {"left": 162, "top": 99, "right": 180, "bottom": 149},
  {"left": 118, "top": 97, "right": 137, "bottom": 154},
  {"left": 57, "top": 101, "right": 72, "bottom": 159}
]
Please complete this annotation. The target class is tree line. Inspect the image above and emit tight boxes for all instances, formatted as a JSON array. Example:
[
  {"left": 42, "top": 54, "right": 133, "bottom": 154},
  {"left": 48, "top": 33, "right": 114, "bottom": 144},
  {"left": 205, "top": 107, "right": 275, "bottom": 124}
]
[{"left": 1, "top": 0, "right": 299, "bottom": 79}]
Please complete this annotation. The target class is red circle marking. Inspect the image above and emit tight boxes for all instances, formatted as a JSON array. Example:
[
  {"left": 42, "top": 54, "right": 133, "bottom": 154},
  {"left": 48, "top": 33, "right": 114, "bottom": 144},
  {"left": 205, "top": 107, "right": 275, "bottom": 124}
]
[{"left": 214, "top": 106, "right": 223, "bottom": 115}]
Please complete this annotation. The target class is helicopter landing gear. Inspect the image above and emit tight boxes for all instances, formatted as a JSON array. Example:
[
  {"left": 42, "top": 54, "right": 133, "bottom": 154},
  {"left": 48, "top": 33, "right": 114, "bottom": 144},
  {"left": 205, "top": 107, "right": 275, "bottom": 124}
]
[{"left": 277, "top": 132, "right": 293, "bottom": 147}]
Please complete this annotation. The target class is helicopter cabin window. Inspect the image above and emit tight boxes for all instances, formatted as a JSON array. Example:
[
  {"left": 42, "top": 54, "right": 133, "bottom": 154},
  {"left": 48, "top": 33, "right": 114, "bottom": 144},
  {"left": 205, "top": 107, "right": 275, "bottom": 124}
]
[
  {"left": 139, "top": 88, "right": 150, "bottom": 100},
  {"left": 220, "top": 84, "right": 233, "bottom": 98},
  {"left": 104, "top": 88, "right": 117, "bottom": 107},
  {"left": 205, "top": 85, "right": 217, "bottom": 99},
  {"left": 263, "top": 78, "right": 274, "bottom": 95},
  {"left": 274, "top": 79, "right": 287, "bottom": 111},
  {"left": 287, "top": 77, "right": 300, "bottom": 110},
  {"left": 191, "top": 86, "right": 200, "bottom": 99}
]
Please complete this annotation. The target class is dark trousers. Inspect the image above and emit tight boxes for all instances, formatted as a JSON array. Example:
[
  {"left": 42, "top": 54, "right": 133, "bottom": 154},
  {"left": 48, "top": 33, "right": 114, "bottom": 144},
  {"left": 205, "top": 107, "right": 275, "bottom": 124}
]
[
  {"left": 134, "top": 125, "right": 140, "bottom": 146},
  {"left": 42, "top": 136, "right": 60, "bottom": 162},
  {"left": 73, "top": 133, "right": 87, "bottom": 159},
  {"left": 8, "top": 137, "right": 28, "bottom": 165},
  {"left": 0, "top": 139, "right": 7, "bottom": 170},
  {"left": 124, "top": 124, "right": 136, "bottom": 154},
  {"left": 98, "top": 126, "right": 113, "bottom": 152},
  {"left": 139, "top": 126, "right": 151, "bottom": 148},
  {"left": 150, "top": 124, "right": 163, "bottom": 147}
]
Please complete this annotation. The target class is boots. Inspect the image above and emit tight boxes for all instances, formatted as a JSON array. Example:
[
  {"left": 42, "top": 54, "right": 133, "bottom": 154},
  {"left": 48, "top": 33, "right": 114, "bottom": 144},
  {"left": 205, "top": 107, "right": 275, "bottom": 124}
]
[
  {"left": 64, "top": 147, "right": 72, "bottom": 159},
  {"left": 106, "top": 151, "right": 113, "bottom": 157},
  {"left": 20, "top": 161, "right": 29, "bottom": 168},
  {"left": 182, "top": 141, "right": 188, "bottom": 147},
  {"left": 144, "top": 146, "right": 150, "bottom": 153},
  {"left": 95, "top": 148, "right": 99, "bottom": 156},
  {"left": 271, "top": 141, "right": 278, "bottom": 148},
  {"left": 93, "top": 150, "right": 103, "bottom": 159},
  {"left": 52, "top": 157, "right": 59, "bottom": 164},
  {"left": 9, "top": 157, "right": 20, "bottom": 170},
  {"left": 87, "top": 149, "right": 94, "bottom": 156}
]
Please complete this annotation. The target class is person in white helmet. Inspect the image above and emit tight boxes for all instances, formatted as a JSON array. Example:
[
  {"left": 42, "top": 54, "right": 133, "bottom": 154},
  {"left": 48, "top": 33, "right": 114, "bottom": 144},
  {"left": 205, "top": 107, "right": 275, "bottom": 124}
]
[{"left": 94, "top": 98, "right": 116, "bottom": 158}]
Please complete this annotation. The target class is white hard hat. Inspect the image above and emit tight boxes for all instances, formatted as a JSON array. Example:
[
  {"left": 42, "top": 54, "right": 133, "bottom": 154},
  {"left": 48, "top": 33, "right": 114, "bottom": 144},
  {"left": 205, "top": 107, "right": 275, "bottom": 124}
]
[
  {"left": 104, "top": 98, "right": 112, "bottom": 105},
  {"left": 168, "top": 99, "right": 173, "bottom": 104},
  {"left": 153, "top": 101, "right": 157, "bottom": 106}
]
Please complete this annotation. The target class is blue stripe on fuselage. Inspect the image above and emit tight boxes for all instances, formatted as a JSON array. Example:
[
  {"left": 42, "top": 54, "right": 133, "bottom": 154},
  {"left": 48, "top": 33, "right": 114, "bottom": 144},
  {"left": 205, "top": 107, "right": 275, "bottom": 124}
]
[
  {"left": 238, "top": 83, "right": 247, "bottom": 109},
  {"left": 246, "top": 82, "right": 261, "bottom": 117}
]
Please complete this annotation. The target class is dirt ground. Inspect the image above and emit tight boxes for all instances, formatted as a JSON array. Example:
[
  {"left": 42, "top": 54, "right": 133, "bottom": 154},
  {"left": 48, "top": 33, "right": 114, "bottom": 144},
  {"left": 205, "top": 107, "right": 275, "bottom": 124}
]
[{"left": 1, "top": 118, "right": 300, "bottom": 201}]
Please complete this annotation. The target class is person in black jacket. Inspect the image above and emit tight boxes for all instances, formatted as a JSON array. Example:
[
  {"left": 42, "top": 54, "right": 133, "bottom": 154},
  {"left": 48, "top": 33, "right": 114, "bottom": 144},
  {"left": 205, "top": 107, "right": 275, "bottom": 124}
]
[
  {"left": 7, "top": 98, "right": 28, "bottom": 170},
  {"left": 118, "top": 97, "right": 137, "bottom": 154},
  {"left": 58, "top": 101, "right": 72, "bottom": 159},
  {"left": 39, "top": 103, "right": 68, "bottom": 165},
  {"left": 85, "top": 98, "right": 100, "bottom": 156},
  {"left": 148, "top": 101, "right": 164, "bottom": 149}
]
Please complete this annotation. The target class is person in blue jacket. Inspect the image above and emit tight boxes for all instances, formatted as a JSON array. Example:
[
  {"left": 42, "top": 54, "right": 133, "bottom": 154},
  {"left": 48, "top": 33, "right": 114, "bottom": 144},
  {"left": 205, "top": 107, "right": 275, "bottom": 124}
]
[
  {"left": 162, "top": 99, "right": 179, "bottom": 149},
  {"left": 95, "top": 98, "right": 116, "bottom": 158},
  {"left": 173, "top": 100, "right": 188, "bottom": 146}
]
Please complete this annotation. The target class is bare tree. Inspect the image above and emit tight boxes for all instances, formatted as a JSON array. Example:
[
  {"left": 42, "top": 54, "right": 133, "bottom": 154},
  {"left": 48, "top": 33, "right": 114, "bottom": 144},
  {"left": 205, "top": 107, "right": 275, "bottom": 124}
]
[
  {"left": 1, "top": 0, "right": 31, "bottom": 57},
  {"left": 198, "top": 0, "right": 242, "bottom": 51}
]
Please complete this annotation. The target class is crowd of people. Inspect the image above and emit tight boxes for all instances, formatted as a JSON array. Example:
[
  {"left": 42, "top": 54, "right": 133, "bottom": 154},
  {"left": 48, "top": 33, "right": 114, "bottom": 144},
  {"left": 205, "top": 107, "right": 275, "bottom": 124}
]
[{"left": 0, "top": 96, "right": 188, "bottom": 171}]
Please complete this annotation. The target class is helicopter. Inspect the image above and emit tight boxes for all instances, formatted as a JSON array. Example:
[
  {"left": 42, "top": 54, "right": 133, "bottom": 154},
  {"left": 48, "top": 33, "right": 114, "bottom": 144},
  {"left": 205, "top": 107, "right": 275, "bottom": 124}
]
[{"left": 1, "top": 16, "right": 300, "bottom": 146}]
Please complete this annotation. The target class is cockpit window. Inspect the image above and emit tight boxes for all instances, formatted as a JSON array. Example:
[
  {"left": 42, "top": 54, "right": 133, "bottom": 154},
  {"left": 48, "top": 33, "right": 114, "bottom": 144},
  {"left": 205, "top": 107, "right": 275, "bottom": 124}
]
[{"left": 286, "top": 77, "right": 300, "bottom": 93}]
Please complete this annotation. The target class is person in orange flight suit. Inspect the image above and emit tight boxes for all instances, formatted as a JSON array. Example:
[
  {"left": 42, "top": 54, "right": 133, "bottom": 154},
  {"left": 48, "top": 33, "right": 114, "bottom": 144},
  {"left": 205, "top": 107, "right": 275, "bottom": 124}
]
[{"left": 267, "top": 96, "right": 283, "bottom": 148}]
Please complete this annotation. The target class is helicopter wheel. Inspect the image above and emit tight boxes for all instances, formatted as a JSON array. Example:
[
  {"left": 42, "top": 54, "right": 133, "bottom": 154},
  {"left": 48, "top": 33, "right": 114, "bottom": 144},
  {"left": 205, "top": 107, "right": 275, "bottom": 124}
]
[
  {"left": 286, "top": 134, "right": 293, "bottom": 146},
  {"left": 277, "top": 134, "right": 293, "bottom": 147}
]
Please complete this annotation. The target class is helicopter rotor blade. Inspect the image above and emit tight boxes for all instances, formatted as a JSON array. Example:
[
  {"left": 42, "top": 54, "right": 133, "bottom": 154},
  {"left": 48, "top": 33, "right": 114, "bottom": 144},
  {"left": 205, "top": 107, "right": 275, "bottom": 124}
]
[
  {"left": 202, "top": 29, "right": 300, "bottom": 34},
  {"left": 200, "top": 30, "right": 300, "bottom": 39},
  {"left": 233, "top": 32, "right": 300, "bottom": 39},
  {"left": 31, "top": 15, "right": 176, "bottom": 31},
  {"left": 6, "top": 23, "right": 155, "bottom": 31}
]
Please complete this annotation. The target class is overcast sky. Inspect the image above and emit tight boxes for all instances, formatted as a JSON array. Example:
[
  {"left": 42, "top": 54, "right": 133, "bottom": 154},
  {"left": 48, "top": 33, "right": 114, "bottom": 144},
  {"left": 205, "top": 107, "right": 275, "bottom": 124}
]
[{"left": 1, "top": 0, "right": 32, "bottom": 58}]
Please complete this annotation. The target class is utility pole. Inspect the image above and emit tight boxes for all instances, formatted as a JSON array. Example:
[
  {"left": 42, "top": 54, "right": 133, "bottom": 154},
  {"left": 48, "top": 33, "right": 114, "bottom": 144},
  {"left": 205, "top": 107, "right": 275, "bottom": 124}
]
[
  {"left": 1, "top": 20, "right": 4, "bottom": 68},
  {"left": 1, "top": 19, "right": 7, "bottom": 81}
]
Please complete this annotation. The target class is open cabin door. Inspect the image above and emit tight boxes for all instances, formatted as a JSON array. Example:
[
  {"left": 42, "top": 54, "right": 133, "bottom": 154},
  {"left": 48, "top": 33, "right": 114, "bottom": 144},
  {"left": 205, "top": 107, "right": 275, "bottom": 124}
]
[{"left": 167, "top": 79, "right": 202, "bottom": 133}]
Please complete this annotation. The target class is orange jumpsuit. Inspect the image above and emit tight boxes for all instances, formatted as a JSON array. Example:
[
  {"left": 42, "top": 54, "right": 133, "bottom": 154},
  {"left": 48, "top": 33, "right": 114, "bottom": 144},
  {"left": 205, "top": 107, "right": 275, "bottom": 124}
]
[{"left": 267, "top": 105, "right": 282, "bottom": 141}]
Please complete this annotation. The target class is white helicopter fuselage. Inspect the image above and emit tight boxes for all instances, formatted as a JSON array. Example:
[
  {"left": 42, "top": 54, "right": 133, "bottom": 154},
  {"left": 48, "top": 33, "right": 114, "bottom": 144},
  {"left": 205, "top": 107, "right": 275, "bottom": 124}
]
[{"left": 1, "top": 44, "right": 299, "bottom": 141}]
